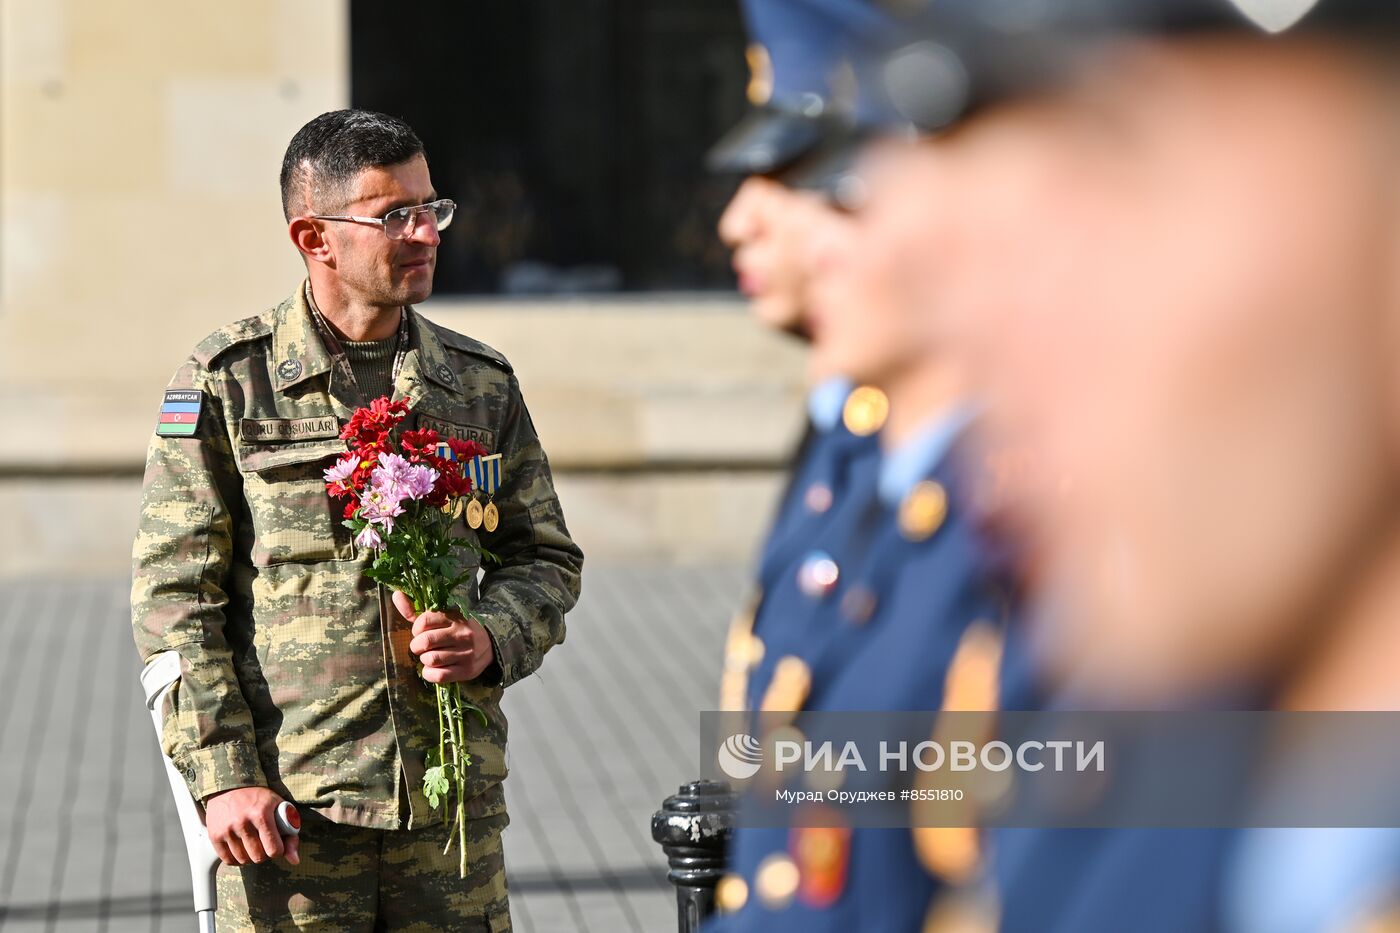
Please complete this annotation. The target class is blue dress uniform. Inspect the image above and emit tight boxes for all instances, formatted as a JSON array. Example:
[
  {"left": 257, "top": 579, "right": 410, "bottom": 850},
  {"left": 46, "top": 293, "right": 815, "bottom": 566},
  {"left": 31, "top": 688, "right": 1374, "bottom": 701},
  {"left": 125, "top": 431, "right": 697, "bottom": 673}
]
[
  {"left": 991, "top": 798, "right": 1235, "bottom": 932},
  {"left": 724, "top": 380, "right": 886, "bottom": 712},
  {"left": 708, "top": 411, "right": 1022, "bottom": 933}
]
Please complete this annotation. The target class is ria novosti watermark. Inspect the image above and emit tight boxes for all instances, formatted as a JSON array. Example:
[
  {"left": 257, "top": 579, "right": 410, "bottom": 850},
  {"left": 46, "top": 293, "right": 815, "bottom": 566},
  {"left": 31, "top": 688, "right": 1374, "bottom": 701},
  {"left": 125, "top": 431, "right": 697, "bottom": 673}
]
[{"left": 717, "top": 733, "right": 1104, "bottom": 781}]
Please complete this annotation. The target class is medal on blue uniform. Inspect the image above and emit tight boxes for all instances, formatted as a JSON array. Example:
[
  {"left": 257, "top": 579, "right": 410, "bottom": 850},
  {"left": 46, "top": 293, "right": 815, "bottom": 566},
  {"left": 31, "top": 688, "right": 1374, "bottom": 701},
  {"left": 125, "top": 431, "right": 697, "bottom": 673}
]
[
  {"left": 464, "top": 456, "right": 485, "bottom": 529},
  {"left": 478, "top": 453, "right": 503, "bottom": 532}
]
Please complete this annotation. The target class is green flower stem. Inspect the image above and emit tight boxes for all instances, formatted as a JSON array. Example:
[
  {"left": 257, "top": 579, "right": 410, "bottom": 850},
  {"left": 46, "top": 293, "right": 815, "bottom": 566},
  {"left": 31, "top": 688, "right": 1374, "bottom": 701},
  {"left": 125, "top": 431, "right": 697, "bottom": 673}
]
[
  {"left": 435, "top": 682, "right": 447, "bottom": 826},
  {"left": 368, "top": 501, "right": 491, "bottom": 878},
  {"left": 450, "top": 682, "right": 468, "bottom": 875}
]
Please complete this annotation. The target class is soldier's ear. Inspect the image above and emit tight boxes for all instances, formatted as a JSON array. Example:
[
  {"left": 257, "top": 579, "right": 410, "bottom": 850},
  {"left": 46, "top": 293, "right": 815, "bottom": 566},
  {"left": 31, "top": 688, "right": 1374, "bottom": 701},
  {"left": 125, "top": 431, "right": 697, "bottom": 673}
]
[{"left": 288, "top": 216, "right": 333, "bottom": 266}]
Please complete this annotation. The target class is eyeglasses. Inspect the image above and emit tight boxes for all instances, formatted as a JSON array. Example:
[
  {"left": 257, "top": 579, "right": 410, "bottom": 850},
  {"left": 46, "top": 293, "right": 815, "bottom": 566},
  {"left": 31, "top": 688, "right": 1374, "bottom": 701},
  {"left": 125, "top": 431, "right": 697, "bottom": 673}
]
[{"left": 308, "top": 198, "right": 456, "bottom": 241}]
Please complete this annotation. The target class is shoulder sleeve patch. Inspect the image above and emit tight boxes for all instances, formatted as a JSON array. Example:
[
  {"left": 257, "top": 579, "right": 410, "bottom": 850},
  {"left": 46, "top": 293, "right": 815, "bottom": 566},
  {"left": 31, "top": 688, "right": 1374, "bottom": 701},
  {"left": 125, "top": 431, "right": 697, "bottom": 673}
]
[
  {"left": 434, "top": 325, "right": 514, "bottom": 374},
  {"left": 155, "top": 389, "right": 204, "bottom": 437}
]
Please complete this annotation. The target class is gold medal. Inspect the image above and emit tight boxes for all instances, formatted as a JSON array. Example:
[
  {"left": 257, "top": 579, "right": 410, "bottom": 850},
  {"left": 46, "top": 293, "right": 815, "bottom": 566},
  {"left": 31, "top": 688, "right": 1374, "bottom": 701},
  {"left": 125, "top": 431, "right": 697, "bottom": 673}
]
[
  {"left": 471, "top": 453, "right": 503, "bottom": 534},
  {"left": 466, "top": 497, "right": 484, "bottom": 529},
  {"left": 452, "top": 498, "right": 465, "bottom": 520}
]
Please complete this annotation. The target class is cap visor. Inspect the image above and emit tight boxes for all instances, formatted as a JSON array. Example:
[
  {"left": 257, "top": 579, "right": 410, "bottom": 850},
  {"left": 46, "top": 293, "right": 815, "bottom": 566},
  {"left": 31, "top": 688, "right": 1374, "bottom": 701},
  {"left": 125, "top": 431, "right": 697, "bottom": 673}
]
[
  {"left": 781, "top": 131, "right": 874, "bottom": 207},
  {"left": 706, "top": 107, "right": 827, "bottom": 176}
]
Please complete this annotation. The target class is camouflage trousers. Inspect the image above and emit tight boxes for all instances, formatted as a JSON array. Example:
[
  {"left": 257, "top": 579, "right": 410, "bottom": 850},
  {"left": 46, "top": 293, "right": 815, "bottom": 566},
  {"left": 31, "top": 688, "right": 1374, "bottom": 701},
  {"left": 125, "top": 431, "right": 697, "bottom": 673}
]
[{"left": 214, "top": 810, "right": 511, "bottom": 932}]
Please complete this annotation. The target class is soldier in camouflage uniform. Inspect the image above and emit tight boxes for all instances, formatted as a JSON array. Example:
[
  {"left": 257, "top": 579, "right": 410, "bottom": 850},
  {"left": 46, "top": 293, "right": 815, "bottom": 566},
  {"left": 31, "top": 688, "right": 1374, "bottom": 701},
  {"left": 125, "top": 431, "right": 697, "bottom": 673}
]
[{"left": 131, "top": 109, "right": 583, "bottom": 932}]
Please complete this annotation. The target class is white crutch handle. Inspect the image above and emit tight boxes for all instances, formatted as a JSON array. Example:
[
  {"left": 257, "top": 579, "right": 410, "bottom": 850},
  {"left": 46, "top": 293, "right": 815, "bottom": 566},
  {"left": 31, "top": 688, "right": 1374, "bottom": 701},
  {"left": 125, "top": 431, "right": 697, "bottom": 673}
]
[{"left": 141, "top": 652, "right": 301, "bottom": 933}]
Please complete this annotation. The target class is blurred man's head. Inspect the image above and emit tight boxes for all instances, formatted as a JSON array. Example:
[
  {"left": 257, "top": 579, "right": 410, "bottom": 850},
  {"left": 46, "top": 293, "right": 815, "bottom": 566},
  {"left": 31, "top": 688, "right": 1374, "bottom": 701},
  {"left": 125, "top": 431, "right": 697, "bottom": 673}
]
[
  {"left": 718, "top": 175, "right": 840, "bottom": 338},
  {"left": 856, "top": 8, "right": 1400, "bottom": 699},
  {"left": 709, "top": 0, "right": 901, "bottom": 349},
  {"left": 282, "top": 109, "right": 443, "bottom": 309},
  {"left": 801, "top": 159, "right": 957, "bottom": 397}
]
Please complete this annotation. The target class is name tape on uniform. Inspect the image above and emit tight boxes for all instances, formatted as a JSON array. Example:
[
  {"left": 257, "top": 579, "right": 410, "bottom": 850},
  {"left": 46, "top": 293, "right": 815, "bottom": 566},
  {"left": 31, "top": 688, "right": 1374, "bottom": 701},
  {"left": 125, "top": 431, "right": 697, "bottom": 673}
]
[
  {"left": 240, "top": 417, "right": 341, "bottom": 442},
  {"left": 416, "top": 414, "right": 497, "bottom": 452}
]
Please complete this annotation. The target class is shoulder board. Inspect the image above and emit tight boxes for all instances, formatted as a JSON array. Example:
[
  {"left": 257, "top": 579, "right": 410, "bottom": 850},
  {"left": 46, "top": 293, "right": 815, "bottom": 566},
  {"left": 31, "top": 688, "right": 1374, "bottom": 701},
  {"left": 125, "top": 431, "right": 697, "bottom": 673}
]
[
  {"left": 432, "top": 321, "right": 514, "bottom": 374},
  {"left": 192, "top": 314, "right": 274, "bottom": 368}
]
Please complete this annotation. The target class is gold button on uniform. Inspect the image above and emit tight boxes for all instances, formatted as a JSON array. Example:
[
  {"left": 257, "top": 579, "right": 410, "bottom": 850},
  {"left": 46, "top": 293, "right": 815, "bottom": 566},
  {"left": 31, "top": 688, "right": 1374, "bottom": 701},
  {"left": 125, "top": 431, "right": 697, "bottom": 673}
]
[
  {"left": 843, "top": 385, "right": 890, "bottom": 437},
  {"left": 899, "top": 480, "right": 948, "bottom": 542},
  {"left": 755, "top": 853, "right": 801, "bottom": 909},
  {"left": 716, "top": 874, "right": 750, "bottom": 913}
]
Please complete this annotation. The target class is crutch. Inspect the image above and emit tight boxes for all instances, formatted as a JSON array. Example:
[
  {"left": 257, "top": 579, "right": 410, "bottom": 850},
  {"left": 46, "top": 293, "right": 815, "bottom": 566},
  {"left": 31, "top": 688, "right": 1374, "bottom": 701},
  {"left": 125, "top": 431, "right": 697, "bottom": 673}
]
[{"left": 141, "top": 651, "right": 300, "bottom": 933}]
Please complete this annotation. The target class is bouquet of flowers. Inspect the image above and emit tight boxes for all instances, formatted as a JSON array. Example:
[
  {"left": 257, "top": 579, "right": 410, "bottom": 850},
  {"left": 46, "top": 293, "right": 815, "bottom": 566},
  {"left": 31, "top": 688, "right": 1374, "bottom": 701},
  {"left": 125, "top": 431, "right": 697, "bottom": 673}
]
[{"left": 323, "top": 396, "right": 493, "bottom": 874}]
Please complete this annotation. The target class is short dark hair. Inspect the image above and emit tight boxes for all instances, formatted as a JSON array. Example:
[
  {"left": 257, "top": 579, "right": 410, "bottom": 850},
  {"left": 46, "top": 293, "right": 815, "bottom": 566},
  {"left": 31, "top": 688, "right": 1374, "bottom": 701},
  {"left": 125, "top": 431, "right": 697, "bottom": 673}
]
[{"left": 279, "top": 109, "right": 425, "bottom": 220}]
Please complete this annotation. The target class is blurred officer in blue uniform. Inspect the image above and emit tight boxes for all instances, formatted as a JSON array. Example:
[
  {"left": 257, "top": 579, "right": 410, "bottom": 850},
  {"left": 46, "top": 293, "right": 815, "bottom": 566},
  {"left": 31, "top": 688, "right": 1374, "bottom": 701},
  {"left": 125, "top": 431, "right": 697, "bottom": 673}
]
[
  {"left": 704, "top": 3, "right": 1028, "bottom": 931},
  {"left": 710, "top": 0, "right": 894, "bottom": 719},
  {"left": 837, "top": 0, "right": 1400, "bottom": 930}
]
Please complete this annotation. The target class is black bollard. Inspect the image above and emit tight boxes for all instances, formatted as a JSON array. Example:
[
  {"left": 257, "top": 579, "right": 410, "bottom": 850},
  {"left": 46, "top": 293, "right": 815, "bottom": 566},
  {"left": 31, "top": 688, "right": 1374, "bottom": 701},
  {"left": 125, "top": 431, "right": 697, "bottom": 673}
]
[{"left": 651, "top": 780, "right": 737, "bottom": 933}]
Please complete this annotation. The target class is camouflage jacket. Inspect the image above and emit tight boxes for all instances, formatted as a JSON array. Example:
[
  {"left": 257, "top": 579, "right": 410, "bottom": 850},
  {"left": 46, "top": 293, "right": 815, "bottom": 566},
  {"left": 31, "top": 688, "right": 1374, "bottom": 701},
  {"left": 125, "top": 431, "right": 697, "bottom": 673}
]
[{"left": 131, "top": 282, "right": 583, "bottom": 830}]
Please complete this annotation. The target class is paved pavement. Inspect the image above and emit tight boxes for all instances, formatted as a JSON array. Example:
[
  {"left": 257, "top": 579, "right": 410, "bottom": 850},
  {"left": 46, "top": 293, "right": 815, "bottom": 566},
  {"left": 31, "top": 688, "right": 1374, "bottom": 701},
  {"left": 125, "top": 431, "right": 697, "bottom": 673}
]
[{"left": 0, "top": 563, "right": 744, "bottom": 932}]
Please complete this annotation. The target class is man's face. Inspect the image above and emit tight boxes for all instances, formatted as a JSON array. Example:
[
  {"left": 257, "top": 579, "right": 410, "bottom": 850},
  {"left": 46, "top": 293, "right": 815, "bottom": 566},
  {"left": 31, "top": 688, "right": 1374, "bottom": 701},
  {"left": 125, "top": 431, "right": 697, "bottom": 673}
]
[
  {"left": 320, "top": 154, "right": 440, "bottom": 308},
  {"left": 718, "top": 175, "right": 836, "bottom": 336},
  {"left": 803, "top": 142, "right": 956, "bottom": 390},
  {"left": 869, "top": 38, "right": 1400, "bottom": 699}
]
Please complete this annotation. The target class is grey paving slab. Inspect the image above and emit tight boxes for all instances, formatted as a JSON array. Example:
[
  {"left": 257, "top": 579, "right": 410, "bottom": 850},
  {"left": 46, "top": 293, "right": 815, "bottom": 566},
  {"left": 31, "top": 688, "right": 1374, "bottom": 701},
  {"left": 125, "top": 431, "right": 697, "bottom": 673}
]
[
  {"left": 102, "top": 917, "right": 161, "bottom": 933},
  {"left": 0, "top": 563, "right": 742, "bottom": 932}
]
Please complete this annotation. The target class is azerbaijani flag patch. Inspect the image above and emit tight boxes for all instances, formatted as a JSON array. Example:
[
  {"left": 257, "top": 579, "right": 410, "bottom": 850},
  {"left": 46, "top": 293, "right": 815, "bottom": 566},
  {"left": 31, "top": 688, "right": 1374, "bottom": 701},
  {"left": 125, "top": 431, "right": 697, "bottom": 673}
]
[{"left": 156, "top": 389, "right": 203, "bottom": 437}]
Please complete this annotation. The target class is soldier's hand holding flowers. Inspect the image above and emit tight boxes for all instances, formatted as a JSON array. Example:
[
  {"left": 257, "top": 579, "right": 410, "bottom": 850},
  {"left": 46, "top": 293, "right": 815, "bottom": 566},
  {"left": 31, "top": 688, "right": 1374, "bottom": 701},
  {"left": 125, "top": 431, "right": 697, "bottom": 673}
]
[{"left": 392, "top": 591, "right": 496, "bottom": 683}]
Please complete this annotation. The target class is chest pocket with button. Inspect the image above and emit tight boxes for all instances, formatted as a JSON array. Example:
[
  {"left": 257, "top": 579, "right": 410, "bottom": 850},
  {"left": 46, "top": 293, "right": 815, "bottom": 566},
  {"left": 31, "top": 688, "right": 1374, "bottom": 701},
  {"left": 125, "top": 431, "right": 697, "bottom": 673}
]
[{"left": 236, "top": 439, "right": 354, "bottom": 566}]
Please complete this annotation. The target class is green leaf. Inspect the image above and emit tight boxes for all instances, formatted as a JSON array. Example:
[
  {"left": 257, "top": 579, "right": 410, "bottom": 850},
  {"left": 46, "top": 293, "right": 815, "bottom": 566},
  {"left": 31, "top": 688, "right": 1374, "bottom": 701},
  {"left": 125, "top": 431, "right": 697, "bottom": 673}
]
[
  {"left": 422, "top": 765, "right": 452, "bottom": 810},
  {"left": 463, "top": 701, "right": 489, "bottom": 728},
  {"left": 364, "top": 566, "right": 403, "bottom": 588}
]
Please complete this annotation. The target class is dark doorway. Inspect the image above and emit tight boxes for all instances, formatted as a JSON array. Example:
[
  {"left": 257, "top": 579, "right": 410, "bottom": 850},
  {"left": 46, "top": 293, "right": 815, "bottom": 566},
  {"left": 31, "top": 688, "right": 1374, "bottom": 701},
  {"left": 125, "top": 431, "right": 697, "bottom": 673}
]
[{"left": 351, "top": 0, "right": 747, "bottom": 295}]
